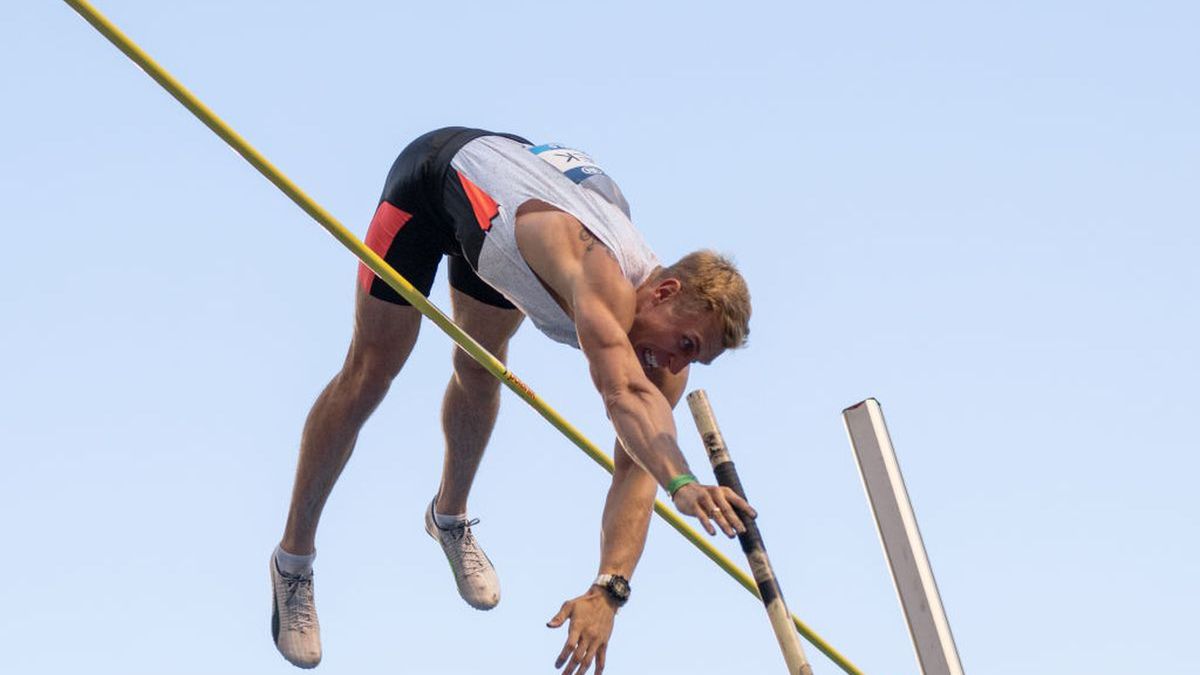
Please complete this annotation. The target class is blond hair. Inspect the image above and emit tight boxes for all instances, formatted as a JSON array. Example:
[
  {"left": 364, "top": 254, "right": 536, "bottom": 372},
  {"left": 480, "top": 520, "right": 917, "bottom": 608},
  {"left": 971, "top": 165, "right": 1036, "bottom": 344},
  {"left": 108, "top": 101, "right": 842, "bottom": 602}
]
[{"left": 658, "top": 250, "right": 751, "bottom": 349}]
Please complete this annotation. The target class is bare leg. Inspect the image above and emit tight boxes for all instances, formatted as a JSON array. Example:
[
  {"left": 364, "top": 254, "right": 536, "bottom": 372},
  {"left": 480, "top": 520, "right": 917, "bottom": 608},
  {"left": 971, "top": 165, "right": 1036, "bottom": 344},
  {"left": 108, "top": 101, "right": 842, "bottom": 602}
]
[
  {"left": 434, "top": 289, "right": 524, "bottom": 515},
  {"left": 281, "top": 290, "right": 422, "bottom": 555}
]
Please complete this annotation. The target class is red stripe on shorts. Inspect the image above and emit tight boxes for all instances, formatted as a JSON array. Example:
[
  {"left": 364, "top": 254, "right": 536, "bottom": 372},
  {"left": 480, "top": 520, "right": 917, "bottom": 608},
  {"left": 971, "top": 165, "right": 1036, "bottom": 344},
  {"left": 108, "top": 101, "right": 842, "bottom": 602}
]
[
  {"left": 358, "top": 201, "right": 414, "bottom": 292},
  {"left": 457, "top": 171, "right": 499, "bottom": 231}
]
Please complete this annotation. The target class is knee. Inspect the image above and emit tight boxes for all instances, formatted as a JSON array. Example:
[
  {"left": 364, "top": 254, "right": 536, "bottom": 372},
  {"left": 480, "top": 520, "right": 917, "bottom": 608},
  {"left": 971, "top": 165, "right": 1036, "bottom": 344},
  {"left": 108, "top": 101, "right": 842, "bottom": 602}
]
[
  {"left": 340, "top": 344, "right": 404, "bottom": 399},
  {"left": 452, "top": 349, "right": 500, "bottom": 393}
]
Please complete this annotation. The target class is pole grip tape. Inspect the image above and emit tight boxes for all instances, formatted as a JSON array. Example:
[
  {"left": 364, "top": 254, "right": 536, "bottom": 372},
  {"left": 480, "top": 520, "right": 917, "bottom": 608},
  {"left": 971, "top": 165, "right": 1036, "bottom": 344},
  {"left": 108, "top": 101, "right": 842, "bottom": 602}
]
[
  {"left": 688, "top": 389, "right": 813, "bottom": 673},
  {"left": 689, "top": 390, "right": 767, "bottom": 553},
  {"left": 713, "top": 460, "right": 766, "bottom": 554}
]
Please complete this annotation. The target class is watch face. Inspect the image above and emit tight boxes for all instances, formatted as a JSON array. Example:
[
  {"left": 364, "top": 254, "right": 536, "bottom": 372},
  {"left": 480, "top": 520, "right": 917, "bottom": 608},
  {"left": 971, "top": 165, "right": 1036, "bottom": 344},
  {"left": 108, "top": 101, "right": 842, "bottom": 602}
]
[{"left": 608, "top": 575, "right": 630, "bottom": 600}]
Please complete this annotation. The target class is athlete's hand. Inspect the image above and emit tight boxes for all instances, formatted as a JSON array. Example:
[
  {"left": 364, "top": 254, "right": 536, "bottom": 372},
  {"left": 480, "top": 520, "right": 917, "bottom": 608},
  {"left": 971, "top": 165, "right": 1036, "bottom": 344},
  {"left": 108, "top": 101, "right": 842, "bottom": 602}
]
[
  {"left": 671, "top": 482, "right": 756, "bottom": 537},
  {"left": 547, "top": 589, "right": 617, "bottom": 675}
]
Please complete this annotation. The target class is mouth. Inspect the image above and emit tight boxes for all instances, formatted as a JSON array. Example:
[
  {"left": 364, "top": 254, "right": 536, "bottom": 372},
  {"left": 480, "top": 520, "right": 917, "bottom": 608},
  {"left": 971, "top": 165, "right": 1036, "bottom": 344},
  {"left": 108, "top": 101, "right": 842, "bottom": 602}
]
[{"left": 642, "top": 348, "right": 660, "bottom": 369}]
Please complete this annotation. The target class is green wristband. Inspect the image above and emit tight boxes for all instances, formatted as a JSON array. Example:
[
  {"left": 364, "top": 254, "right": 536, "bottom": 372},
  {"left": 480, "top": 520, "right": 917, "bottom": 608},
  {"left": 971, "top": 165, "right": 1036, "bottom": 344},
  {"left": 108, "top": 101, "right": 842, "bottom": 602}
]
[{"left": 667, "top": 473, "right": 698, "bottom": 497}]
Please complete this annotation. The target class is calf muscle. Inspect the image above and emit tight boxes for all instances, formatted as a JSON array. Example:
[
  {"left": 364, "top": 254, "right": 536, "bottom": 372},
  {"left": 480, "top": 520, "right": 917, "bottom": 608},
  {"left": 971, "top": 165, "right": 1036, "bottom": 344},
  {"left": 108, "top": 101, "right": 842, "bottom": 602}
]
[{"left": 280, "top": 293, "right": 421, "bottom": 555}]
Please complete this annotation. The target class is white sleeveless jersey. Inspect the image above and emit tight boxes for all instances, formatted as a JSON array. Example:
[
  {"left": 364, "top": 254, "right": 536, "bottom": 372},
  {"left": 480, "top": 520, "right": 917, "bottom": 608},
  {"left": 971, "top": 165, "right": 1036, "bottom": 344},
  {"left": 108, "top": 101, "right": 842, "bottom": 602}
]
[{"left": 450, "top": 136, "right": 660, "bottom": 348}]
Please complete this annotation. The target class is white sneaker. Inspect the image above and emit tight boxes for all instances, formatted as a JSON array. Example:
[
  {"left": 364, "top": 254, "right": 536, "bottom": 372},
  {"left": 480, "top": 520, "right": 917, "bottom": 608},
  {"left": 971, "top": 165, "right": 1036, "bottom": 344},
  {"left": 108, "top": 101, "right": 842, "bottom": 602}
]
[
  {"left": 424, "top": 500, "right": 501, "bottom": 610},
  {"left": 270, "top": 554, "right": 322, "bottom": 669}
]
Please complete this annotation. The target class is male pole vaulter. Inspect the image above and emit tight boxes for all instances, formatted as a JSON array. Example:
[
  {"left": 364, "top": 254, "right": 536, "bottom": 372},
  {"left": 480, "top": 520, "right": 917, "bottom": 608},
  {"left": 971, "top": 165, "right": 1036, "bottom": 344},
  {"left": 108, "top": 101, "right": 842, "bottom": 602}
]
[{"left": 271, "top": 127, "right": 755, "bottom": 674}]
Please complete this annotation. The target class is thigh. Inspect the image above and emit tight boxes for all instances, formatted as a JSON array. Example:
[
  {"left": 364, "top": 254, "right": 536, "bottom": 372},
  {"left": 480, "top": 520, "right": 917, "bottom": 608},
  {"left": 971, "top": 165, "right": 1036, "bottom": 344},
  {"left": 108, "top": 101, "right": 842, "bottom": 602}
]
[
  {"left": 346, "top": 288, "right": 423, "bottom": 380},
  {"left": 447, "top": 256, "right": 517, "bottom": 311},
  {"left": 360, "top": 130, "right": 463, "bottom": 305},
  {"left": 449, "top": 287, "right": 524, "bottom": 366},
  {"left": 358, "top": 201, "right": 452, "bottom": 305}
]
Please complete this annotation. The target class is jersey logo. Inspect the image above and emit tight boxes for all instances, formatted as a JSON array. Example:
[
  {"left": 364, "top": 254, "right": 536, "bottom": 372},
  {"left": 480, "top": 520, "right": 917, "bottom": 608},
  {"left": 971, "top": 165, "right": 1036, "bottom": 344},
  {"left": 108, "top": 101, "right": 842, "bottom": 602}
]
[
  {"left": 528, "top": 143, "right": 607, "bottom": 185},
  {"left": 528, "top": 142, "right": 632, "bottom": 219}
]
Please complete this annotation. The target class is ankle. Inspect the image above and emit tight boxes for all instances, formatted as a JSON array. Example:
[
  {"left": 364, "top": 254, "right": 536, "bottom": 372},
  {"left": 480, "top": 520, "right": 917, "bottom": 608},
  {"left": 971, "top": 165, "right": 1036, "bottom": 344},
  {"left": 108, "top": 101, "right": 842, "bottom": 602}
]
[
  {"left": 433, "top": 507, "right": 469, "bottom": 529},
  {"left": 434, "top": 492, "right": 468, "bottom": 516},
  {"left": 275, "top": 544, "right": 316, "bottom": 576}
]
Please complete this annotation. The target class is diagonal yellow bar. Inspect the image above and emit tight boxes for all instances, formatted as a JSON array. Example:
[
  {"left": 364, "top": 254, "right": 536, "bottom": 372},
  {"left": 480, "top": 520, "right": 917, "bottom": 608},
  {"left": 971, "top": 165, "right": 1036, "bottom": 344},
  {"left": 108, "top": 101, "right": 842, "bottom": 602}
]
[{"left": 60, "top": 2, "right": 863, "bottom": 673}]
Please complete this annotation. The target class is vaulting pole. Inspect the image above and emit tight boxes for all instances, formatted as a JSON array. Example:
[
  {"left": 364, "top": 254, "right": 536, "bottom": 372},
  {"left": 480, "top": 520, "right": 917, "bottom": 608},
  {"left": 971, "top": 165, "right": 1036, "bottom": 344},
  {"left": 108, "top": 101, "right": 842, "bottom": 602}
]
[
  {"left": 689, "top": 390, "right": 814, "bottom": 675},
  {"left": 59, "top": 2, "right": 862, "bottom": 672}
]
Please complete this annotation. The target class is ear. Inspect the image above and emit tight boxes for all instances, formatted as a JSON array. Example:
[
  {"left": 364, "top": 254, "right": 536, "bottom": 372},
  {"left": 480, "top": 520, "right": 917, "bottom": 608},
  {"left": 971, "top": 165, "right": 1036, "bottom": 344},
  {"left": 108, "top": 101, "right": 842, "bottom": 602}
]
[{"left": 653, "top": 278, "right": 682, "bottom": 303}]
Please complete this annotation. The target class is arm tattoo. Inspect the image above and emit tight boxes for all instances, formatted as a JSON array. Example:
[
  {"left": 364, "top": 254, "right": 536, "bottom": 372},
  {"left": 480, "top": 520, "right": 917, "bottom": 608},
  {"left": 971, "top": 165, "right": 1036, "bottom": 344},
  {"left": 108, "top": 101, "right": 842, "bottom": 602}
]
[{"left": 579, "top": 226, "right": 617, "bottom": 260}]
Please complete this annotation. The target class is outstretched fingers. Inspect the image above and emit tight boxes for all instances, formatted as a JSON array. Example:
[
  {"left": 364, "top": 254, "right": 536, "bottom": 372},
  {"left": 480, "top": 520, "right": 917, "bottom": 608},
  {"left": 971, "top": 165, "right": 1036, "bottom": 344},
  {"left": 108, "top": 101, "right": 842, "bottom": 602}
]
[
  {"left": 563, "top": 641, "right": 596, "bottom": 675},
  {"left": 547, "top": 602, "right": 571, "bottom": 629},
  {"left": 553, "top": 621, "right": 581, "bottom": 668},
  {"left": 554, "top": 635, "right": 593, "bottom": 675},
  {"left": 547, "top": 595, "right": 614, "bottom": 675}
]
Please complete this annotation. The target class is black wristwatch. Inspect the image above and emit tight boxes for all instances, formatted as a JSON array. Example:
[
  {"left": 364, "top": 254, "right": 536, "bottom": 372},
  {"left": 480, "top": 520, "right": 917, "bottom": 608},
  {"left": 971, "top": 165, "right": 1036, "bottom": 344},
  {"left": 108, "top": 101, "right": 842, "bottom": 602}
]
[{"left": 593, "top": 573, "right": 631, "bottom": 607}]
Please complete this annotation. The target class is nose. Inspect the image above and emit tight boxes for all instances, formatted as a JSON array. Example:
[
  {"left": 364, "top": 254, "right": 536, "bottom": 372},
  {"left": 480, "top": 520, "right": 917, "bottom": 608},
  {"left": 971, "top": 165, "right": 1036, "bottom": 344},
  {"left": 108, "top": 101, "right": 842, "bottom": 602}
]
[{"left": 668, "top": 355, "right": 687, "bottom": 375}]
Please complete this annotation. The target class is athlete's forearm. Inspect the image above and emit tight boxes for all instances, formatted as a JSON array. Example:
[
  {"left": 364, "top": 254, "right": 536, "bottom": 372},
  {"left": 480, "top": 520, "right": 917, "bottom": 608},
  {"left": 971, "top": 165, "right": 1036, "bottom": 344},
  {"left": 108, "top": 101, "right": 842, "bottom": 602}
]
[
  {"left": 603, "top": 385, "right": 692, "bottom": 490},
  {"left": 597, "top": 440, "right": 658, "bottom": 578}
]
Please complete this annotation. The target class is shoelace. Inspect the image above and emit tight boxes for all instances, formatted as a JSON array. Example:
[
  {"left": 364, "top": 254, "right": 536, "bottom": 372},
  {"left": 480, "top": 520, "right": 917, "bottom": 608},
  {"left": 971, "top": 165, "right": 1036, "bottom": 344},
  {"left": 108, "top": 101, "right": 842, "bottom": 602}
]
[
  {"left": 280, "top": 571, "right": 316, "bottom": 632},
  {"left": 441, "top": 518, "right": 490, "bottom": 575}
]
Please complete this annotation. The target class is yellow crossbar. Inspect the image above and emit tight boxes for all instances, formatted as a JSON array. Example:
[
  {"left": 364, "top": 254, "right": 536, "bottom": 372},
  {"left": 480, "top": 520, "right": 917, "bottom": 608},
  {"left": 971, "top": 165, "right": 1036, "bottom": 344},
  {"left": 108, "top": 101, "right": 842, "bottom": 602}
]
[{"left": 61, "top": 2, "right": 863, "bottom": 672}]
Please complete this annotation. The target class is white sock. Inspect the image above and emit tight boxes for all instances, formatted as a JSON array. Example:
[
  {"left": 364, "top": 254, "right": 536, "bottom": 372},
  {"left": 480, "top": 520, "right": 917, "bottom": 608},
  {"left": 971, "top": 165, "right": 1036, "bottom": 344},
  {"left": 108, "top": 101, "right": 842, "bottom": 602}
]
[
  {"left": 434, "top": 509, "right": 469, "bottom": 529},
  {"left": 275, "top": 545, "right": 316, "bottom": 576}
]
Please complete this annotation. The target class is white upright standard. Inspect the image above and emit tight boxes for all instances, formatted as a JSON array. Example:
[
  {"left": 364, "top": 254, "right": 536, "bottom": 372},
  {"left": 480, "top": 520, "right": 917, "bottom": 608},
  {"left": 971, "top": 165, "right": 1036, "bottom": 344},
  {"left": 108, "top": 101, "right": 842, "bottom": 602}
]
[{"left": 842, "top": 399, "right": 964, "bottom": 675}]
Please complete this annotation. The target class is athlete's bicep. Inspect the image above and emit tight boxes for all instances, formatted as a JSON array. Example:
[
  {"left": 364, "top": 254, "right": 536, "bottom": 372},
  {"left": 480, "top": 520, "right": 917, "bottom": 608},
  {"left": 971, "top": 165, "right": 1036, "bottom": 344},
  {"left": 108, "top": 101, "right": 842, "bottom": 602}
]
[
  {"left": 573, "top": 286, "right": 640, "bottom": 399},
  {"left": 571, "top": 250, "right": 653, "bottom": 401}
]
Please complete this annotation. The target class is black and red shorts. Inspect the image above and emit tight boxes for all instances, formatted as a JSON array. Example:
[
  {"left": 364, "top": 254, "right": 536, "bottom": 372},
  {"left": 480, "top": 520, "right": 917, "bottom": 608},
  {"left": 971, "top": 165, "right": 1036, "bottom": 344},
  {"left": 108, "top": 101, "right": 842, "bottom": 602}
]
[{"left": 357, "top": 126, "right": 530, "bottom": 309}]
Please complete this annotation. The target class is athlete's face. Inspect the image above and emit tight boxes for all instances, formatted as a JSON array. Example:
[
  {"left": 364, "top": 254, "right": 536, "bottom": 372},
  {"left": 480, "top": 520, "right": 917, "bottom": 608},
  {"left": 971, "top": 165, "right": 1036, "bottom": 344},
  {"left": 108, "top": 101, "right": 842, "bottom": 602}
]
[{"left": 629, "top": 279, "right": 725, "bottom": 375}]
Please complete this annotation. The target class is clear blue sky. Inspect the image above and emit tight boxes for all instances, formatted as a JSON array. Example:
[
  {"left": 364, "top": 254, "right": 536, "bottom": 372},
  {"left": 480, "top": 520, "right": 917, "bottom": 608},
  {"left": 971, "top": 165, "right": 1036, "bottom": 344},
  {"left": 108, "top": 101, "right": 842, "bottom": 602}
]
[{"left": 2, "top": 1, "right": 1197, "bottom": 674}]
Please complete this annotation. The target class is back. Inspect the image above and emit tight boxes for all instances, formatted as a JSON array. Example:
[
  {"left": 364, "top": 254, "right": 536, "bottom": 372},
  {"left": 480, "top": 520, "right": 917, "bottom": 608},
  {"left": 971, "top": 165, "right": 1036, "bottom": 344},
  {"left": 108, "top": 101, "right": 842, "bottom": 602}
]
[{"left": 450, "top": 136, "right": 660, "bottom": 347}]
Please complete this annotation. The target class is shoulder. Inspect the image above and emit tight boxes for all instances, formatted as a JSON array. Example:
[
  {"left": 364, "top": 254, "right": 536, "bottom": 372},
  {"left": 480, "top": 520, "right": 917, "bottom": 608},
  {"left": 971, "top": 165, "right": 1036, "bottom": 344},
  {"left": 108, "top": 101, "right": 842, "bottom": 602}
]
[
  {"left": 514, "top": 204, "right": 584, "bottom": 288},
  {"left": 575, "top": 225, "right": 636, "bottom": 323},
  {"left": 516, "top": 207, "right": 635, "bottom": 324}
]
